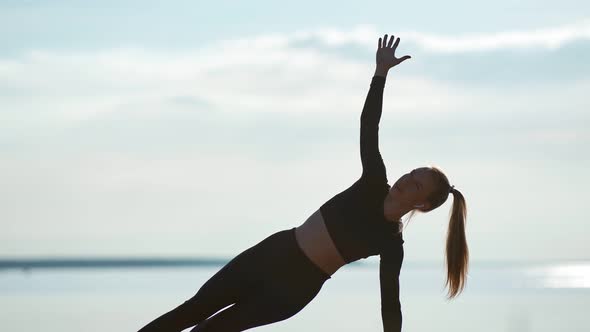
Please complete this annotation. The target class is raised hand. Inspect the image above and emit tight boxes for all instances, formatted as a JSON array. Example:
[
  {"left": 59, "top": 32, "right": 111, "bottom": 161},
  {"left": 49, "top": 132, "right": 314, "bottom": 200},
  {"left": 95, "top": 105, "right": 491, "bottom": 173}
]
[{"left": 376, "top": 34, "right": 411, "bottom": 71}]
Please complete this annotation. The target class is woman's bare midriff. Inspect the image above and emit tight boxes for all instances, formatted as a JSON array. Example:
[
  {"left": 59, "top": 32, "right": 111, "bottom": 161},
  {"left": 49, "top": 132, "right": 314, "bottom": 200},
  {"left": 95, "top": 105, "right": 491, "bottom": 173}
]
[{"left": 295, "top": 209, "right": 347, "bottom": 276}]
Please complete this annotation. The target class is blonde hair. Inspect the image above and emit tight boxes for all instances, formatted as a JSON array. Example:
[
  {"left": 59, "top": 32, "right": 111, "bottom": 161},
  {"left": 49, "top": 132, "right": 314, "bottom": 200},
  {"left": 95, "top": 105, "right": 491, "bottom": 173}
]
[{"left": 403, "top": 165, "right": 469, "bottom": 299}]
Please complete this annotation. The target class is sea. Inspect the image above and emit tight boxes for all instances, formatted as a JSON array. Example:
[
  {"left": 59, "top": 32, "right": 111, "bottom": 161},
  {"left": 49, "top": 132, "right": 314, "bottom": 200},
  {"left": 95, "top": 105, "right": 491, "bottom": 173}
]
[{"left": 1, "top": 259, "right": 589, "bottom": 332}]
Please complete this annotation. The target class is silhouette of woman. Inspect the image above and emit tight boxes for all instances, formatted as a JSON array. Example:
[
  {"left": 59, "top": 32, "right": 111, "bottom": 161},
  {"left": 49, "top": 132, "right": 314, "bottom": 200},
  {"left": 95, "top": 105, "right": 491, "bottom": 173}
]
[{"left": 138, "top": 34, "right": 469, "bottom": 332}]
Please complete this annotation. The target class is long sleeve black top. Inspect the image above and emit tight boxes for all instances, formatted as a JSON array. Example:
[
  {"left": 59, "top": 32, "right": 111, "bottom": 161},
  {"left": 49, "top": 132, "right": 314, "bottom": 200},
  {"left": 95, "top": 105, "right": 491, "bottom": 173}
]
[{"left": 319, "top": 75, "right": 404, "bottom": 332}]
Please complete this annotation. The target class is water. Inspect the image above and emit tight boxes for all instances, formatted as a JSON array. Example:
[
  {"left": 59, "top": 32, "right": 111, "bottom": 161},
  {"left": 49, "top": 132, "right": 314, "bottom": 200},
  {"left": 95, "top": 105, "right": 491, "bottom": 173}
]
[{"left": 1, "top": 261, "right": 589, "bottom": 332}]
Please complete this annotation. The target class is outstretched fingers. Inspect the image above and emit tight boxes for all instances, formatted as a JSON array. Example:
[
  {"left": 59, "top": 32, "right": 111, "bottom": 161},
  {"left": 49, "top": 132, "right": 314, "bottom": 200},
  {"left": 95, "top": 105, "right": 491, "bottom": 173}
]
[
  {"left": 376, "top": 34, "right": 412, "bottom": 68},
  {"left": 388, "top": 35, "right": 395, "bottom": 48},
  {"left": 380, "top": 34, "right": 391, "bottom": 48},
  {"left": 379, "top": 34, "right": 402, "bottom": 49}
]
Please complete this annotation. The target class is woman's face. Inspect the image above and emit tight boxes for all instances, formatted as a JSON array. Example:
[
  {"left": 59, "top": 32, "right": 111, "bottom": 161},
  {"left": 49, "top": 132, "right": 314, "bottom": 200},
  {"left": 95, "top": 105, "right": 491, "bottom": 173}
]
[{"left": 389, "top": 167, "right": 437, "bottom": 209}]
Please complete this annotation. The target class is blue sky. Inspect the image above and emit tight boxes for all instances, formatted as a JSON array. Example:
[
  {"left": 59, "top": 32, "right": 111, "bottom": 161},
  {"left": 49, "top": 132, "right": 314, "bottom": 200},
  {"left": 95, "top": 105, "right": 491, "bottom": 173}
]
[{"left": 1, "top": 1, "right": 589, "bottom": 263}]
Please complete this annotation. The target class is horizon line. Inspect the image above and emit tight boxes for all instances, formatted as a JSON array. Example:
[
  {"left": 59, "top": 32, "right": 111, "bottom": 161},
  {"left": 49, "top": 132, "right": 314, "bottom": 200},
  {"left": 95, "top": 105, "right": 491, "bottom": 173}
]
[{"left": 1, "top": 257, "right": 588, "bottom": 271}]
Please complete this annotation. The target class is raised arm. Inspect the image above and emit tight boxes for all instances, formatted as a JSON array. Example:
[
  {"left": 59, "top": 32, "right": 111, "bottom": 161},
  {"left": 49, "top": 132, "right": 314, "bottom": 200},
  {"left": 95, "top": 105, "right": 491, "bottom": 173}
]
[
  {"left": 359, "top": 74, "right": 387, "bottom": 181},
  {"left": 360, "top": 34, "right": 411, "bottom": 182}
]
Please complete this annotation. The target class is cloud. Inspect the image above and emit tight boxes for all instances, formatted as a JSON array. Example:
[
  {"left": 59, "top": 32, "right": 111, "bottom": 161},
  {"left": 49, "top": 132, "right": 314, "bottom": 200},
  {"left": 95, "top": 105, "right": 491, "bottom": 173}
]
[
  {"left": 215, "top": 19, "right": 590, "bottom": 52},
  {"left": 1, "top": 21, "right": 589, "bottom": 158}
]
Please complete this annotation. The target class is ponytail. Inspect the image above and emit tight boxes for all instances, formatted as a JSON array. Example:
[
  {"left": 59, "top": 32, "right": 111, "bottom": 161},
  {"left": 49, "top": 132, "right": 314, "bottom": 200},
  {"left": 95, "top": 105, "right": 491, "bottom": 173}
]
[
  {"left": 407, "top": 165, "right": 470, "bottom": 299},
  {"left": 444, "top": 188, "right": 468, "bottom": 299}
]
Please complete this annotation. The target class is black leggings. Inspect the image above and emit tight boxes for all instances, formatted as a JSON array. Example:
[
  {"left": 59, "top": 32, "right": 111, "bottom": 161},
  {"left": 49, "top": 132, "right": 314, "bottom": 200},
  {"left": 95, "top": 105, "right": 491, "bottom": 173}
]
[{"left": 138, "top": 227, "right": 332, "bottom": 332}]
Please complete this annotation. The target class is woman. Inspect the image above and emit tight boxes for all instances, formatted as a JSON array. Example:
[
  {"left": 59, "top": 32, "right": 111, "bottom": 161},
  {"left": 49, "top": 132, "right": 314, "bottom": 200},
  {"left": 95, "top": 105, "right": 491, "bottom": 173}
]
[{"left": 138, "top": 34, "right": 468, "bottom": 332}]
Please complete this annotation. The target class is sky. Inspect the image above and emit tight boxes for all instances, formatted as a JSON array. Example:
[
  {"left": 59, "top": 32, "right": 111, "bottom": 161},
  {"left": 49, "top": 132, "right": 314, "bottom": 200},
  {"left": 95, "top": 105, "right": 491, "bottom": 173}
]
[{"left": 1, "top": 0, "right": 589, "bottom": 264}]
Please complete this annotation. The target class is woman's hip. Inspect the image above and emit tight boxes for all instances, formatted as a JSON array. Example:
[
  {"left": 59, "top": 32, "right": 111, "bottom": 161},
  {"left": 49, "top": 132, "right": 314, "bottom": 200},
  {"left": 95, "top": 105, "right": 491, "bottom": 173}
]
[{"left": 224, "top": 227, "right": 331, "bottom": 293}]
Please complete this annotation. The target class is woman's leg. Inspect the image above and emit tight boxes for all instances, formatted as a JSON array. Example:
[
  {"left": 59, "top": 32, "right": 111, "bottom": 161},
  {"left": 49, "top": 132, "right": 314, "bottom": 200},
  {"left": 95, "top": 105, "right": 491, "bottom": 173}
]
[
  {"left": 137, "top": 241, "right": 265, "bottom": 332},
  {"left": 137, "top": 228, "right": 329, "bottom": 332},
  {"left": 189, "top": 282, "right": 325, "bottom": 332},
  {"left": 189, "top": 228, "right": 331, "bottom": 332}
]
